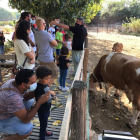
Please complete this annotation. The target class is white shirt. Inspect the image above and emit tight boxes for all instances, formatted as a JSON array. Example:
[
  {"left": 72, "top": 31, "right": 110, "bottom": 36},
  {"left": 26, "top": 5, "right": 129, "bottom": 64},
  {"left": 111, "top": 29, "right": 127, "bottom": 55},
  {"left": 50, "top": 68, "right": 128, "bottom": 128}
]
[
  {"left": 14, "top": 39, "right": 35, "bottom": 69},
  {"left": 48, "top": 27, "right": 55, "bottom": 39},
  {"left": 29, "top": 30, "right": 36, "bottom": 52},
  {"left": 66, "top": 41, "right": 72, "bottom": 51}
]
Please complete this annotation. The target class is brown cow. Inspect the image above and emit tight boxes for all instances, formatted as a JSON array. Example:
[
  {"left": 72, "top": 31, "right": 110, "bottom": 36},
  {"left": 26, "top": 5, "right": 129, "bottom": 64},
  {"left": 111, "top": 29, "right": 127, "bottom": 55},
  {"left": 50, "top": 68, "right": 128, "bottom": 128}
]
[
  {"left": 112, "top": 42, "right": 123, "bottom": 53},
  {"left": 89, "top": 52, "right": 140, "bottom": 128}
]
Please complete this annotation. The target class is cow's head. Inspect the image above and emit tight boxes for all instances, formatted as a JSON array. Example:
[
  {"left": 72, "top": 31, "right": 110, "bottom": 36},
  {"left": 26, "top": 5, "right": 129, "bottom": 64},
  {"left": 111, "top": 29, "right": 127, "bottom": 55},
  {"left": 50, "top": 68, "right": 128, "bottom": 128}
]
[
  {"left": 112, "top": 42, "right": 123, "bottom": 53},
  {"left": 89, "top": 73, "right": 101, "bottom": 89}
]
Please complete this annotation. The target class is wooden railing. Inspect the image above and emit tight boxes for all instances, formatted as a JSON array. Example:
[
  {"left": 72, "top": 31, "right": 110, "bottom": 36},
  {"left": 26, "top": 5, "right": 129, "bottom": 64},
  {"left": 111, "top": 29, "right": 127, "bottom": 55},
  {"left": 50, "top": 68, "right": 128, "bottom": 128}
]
[{"left": 59, "top": 38, "right": 89, "bottom": 140}]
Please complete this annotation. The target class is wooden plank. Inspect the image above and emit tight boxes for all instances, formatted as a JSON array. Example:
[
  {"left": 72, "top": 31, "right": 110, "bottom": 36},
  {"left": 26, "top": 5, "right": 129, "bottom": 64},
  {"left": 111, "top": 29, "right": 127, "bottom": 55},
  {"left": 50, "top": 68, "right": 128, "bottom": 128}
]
[
  {"left": 59, "top": 50, "right": 85, "bottom": 140},
  {"left": 0, "top": 54, "right": 15, "bottom": 60}
]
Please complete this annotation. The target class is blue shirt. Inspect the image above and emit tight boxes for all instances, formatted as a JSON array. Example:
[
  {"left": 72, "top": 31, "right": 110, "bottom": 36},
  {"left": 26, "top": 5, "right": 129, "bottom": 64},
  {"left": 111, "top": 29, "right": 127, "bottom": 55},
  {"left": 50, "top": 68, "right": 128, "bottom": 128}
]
[{"left": 35, "top": 30, "right": 54, "bottom": 63}]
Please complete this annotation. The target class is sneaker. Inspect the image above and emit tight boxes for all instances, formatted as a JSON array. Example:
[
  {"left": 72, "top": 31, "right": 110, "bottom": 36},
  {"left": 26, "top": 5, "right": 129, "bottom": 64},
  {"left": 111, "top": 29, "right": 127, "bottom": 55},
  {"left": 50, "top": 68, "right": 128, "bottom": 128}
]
[
  {"left": 45, "top": 131, "right": 53, "bottom": 138},
  {"left": 62, "top": 86, "right": 69, "bottom": 91},
  {"left": 59, "top": 86, "right": 62, "bottom": 90}
]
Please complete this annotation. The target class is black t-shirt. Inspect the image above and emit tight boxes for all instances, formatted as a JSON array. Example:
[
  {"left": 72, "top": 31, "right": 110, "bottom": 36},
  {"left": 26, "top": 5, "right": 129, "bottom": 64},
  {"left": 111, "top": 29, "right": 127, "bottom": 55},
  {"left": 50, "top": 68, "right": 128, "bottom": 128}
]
[
  {"left": 0, "top": 36, "right": 5, "bottom": 45},
  {"left": 69, "top": 25, "right": 87, "bottom": 51},
  {"left": 35, "top": 83, "right": 53, "bottom": 113},
  {"left": 58, "top": 55, "right": 69, "bottom": 70}
]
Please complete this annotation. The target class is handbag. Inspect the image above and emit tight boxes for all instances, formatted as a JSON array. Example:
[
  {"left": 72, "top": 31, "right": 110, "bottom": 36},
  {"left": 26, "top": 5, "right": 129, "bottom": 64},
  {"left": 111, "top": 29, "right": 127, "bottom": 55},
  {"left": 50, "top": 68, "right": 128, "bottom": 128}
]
[{"left": 12, "top": 55, "right": 28, "bottom": 76}]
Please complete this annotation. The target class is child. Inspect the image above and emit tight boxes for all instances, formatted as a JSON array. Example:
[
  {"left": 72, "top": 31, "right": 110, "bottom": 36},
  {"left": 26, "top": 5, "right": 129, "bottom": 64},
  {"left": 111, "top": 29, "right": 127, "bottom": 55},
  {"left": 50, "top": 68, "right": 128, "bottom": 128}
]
[
  {"left": 35, "top": 66, "right": 57, "bottom": 140},
  {"left": 0, "top": 31, "right": 5, "bottom": 62},
  {"left": 58, "top": 46, "right": 70, "bottom": 91},
  {"left": 65, "top": 34, "right": 72, "bottom": 58},
  {"left": 55, "top": 27, "right": 66, "bottom": 62}
]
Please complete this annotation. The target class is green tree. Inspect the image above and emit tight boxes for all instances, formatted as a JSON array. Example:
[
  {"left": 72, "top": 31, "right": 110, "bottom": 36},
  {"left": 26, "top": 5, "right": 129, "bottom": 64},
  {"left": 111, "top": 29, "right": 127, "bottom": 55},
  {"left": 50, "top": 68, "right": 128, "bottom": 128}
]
[{"left": 8, "top": 0, "right": 103, "bottom": 24}]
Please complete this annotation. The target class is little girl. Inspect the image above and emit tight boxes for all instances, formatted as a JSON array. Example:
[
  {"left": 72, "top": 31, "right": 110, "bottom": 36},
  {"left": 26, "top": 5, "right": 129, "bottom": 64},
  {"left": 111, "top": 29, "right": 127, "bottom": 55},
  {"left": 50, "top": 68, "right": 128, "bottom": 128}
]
[
  {"left": 0, "top": 31, "right": 5, "bottom": 55},
  {"left": 58, "top": 46, "right": 70, "bottom": 91},
  {"left": 65, "top": 34, "right": 72, "bottom": 58}
]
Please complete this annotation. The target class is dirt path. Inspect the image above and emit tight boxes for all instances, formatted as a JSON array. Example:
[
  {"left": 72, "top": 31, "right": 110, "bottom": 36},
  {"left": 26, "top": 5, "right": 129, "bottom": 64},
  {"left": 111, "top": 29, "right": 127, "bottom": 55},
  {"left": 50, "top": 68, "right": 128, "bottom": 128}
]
[{"left": 88, "top": 31, "right": 140, "bottom": 139}]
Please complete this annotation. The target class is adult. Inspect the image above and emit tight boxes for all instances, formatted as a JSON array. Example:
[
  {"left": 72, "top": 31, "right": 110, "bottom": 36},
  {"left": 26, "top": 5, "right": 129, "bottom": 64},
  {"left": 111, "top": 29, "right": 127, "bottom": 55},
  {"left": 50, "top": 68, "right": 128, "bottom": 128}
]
[
  {"left": 16, "top": 12, "right": 36, "bottom": 52},
  {"left": 14, "top": 20, "right": 35, "bottom": 69},
  {"left": 35, "top": 18, "right": 58, "bottom": 87},
  {"left": 0, "top": 69, "right": 50, "bottom": 140},
  {"left": 51, "top": 17, "right": 87, "bottom": 73},
  {"left": 31, "top": 15, "right": 37, "bottom": 34},
  {"left": 54, "top": 18, "right": 60, "bottom": 33}
]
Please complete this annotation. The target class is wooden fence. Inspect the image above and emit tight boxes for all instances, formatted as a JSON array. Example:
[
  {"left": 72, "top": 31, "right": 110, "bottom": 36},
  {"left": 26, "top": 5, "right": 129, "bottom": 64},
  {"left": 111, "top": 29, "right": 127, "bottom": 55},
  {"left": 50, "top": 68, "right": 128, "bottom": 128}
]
[{"left": 59, "top": 38, "right": 89, "bottom": 140}]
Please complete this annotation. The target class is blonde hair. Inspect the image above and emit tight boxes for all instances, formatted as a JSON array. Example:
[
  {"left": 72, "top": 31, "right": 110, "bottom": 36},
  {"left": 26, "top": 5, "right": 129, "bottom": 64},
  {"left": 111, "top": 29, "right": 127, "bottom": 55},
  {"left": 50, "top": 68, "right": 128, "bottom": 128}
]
[{"left": 36, "top": 18, "right": 44, "bottom": 28}]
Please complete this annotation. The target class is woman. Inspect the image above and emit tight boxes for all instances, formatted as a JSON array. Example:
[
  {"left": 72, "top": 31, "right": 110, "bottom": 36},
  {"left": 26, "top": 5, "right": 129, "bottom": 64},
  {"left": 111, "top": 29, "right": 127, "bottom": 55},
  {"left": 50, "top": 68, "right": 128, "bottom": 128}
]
[
  {"left": 35, "top": 18, "right": 58, "bottom": 87},
  {"left": 14, "top": 20, "right": 35, "bottom": 70}
]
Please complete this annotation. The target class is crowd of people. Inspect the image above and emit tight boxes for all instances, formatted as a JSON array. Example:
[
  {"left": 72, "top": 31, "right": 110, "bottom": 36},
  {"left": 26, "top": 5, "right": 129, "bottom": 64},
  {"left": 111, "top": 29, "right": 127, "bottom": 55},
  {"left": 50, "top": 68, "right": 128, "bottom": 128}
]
[{"left": 0, "top": 11, "right": 87, "bottom": 140}]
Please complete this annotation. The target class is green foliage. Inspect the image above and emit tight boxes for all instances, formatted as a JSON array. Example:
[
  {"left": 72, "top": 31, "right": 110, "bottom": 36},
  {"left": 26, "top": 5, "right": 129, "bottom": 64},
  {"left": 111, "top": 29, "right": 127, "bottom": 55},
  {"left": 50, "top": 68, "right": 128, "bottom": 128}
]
[
  {"left": 0, "top": 21, "right": 14, "bottom": 26},
  {"left": 8, "top": 0, "right": 103, "bottom": 24},
  {"left": 0, "top": 7, "right": 20, "bottom": 21},
  {"left": 101, "top": 0, "right": 140, "bottom": 23},
  {"left": 4, "top": 25, "right": 12, "bottom": 33},
  {"left": 123, "top": 17, "right": 140, "bottom": 33}
]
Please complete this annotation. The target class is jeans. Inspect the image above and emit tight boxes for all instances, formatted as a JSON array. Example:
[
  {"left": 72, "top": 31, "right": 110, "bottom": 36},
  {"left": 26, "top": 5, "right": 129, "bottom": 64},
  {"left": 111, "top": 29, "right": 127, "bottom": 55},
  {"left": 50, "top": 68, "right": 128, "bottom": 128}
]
[
  {"left": 0, "top": 99, "right": 34, "bottom": 135},
  {"left": 38, "top": 111, "right": 50, "bottom": 140},
  {"left": 0, "top": 45, "right": 4, "bottom": 55},
  {"left": 59, "top": 69, "right": 68, "bottom": 88},
  {"left": 72, "top": 50, "right": 83, "bottom": 73}
]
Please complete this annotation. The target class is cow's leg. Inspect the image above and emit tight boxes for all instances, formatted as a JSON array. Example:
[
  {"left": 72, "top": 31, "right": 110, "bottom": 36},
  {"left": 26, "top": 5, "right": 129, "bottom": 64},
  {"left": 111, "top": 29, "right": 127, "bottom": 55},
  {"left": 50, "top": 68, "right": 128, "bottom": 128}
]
[
  {"left": 129, "top": 104, "right": 139, "bottom": 127},
  {"left": 104, "top": 83, "right": 110, "bottom": 99},
  {"left": 102, "top": 83, "right": 110, "bottom": 102}
]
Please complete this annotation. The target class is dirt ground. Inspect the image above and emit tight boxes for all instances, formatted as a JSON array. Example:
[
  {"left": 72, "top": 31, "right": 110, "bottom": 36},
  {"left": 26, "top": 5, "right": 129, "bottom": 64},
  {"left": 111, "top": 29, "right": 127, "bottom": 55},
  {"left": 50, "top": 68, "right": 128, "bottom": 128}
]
[{"left": 88, "top": 31, "right": 140, "bottom": 139}]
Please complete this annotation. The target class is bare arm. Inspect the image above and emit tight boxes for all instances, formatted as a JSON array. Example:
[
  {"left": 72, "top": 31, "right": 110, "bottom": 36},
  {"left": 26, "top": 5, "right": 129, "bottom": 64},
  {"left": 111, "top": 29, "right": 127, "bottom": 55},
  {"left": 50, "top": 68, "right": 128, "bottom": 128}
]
[
  {"left": 56, "top": 39, "right": 66, "bottom": 45},
  {"left": 23, "top": 91, "right": 35, "bottom": 100},
  {"left": 14, "top": 93, "right": 50, "bottom": 123},
  {"left": 51, "top": 21, "right": 69, "bottom": 30},
  {"left": 24, "top": 51, "right": 35, "bottom": 60},
  {"left": 66, "top": 63, "right": 70, "bottom": 67},
  {"left": 50, "top": 39, "right": 58, "bottom": 47},
  {"left": 29, "top": 37, "right": 35, "bottom": 47}
]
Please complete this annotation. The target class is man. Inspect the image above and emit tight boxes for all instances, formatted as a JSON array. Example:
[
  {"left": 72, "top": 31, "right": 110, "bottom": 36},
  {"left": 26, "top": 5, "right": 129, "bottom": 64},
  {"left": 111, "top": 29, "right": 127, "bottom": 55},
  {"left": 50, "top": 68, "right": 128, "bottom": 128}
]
[
  {"left": 35, "top": 18, "right": 58, "bottom": 87},
  {"left": 54, "top": 18, "right": 60, "bottom": 33},
  {"left": 20, "top": 12, "right": 36, "bottom": 53},
  {"left": 0, "top": 69, "right": 50, "bottom": 140},
  {"left": 31, "top": 15, "right": 37, "bottom": 34},
  {"left": 51, "top": 17, "right": 87, "bottom": 74}
]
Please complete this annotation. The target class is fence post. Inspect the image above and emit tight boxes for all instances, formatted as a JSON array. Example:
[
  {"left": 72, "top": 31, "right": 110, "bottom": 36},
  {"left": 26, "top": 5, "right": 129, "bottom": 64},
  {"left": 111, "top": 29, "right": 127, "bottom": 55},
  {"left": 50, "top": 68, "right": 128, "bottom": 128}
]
[
  {"left": 83, "top": 49, "right": 89, "bottom": 82},
  {"left": 70, "top": 80, "right": 87, "bottom": 140}
]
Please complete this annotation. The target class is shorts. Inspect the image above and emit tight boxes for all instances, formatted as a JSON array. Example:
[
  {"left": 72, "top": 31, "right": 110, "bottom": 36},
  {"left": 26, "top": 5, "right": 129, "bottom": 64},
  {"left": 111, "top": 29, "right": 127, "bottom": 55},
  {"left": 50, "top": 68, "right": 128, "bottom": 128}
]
[
  {"left": 39, "top": 60, "right": 58, "bottom": 79},
  {"left": 0, "top": 99, "right": 34, "bottom": 135},
  {"left": 56, "top": 49, "right": 61, "bottom": 55}
]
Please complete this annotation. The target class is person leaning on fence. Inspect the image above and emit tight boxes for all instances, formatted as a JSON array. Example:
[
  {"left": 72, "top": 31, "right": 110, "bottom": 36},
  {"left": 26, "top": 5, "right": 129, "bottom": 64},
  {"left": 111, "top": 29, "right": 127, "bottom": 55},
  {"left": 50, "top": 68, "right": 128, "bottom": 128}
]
[
  {"left": 14, "top": 20, "right": 35, "bottom": 70},
  {"left": 35, "top": 18, "right": 58, "bottom": 87},
  {"left": 51, "top": 17, "right": 88, "bottom": 74},
  {"left": 0, "top": 69, "right": 50, "bottom": 140},
  {"left": 35, "top": 66, "right": 57, "bottom": 140}
]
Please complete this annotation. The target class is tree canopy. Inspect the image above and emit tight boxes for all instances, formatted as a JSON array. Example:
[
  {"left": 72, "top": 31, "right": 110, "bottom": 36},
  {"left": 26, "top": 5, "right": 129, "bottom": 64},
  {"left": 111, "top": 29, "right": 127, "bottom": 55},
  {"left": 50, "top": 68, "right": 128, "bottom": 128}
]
[
  {"left": 8, "top": 0, "right": 103, "bottom": 24},
  {"left": 0, "top": 7, "right": 20, "bottom": 21},
  {"left": 101, "top": 0, "right": 140, "bottom": 23}
]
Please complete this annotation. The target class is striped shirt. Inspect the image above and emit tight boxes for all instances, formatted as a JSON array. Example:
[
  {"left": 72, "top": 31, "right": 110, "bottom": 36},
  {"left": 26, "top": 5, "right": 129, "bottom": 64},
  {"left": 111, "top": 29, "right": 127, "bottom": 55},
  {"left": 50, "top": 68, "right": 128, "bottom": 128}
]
[{"left": 0, "top": 79, "right": 25, "bottom": 120}]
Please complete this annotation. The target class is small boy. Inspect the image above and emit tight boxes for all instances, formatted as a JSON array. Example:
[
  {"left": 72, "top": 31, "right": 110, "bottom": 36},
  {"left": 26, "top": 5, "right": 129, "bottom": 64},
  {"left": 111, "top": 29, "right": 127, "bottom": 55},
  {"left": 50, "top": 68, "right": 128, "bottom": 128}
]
[
  {"left": 55, "top": 27, "right": 66, "bottom": 62},
  {"left": 35, "top": 66, "right": 57, "bottom": 140}
]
